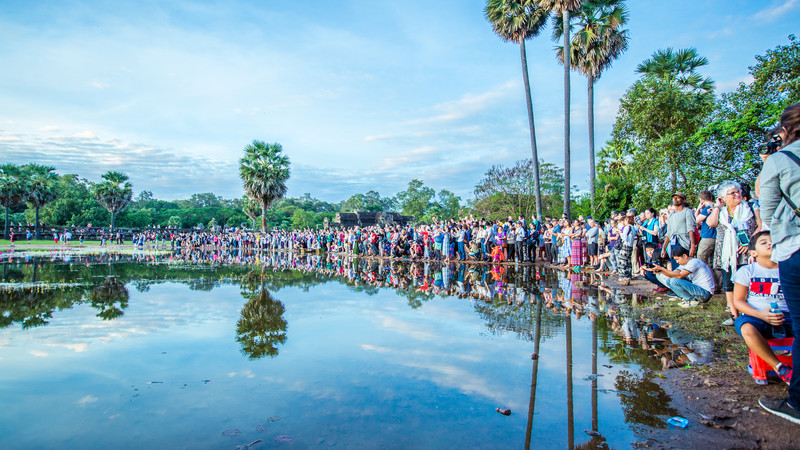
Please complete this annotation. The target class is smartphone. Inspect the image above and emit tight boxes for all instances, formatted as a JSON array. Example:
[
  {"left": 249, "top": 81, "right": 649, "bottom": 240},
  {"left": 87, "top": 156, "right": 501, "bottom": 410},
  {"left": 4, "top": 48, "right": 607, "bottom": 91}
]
[{"left": 737, "top": 230, "right": 750, "bottom": 246}]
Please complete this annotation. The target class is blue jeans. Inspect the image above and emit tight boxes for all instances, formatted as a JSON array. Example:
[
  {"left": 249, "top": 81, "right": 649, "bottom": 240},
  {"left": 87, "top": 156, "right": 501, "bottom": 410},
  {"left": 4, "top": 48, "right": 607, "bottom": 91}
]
[
  {"left": 656, "top": 274, "right": 712, "bottom": 302},
  {"left": 644, "top": 270, "right": 666, "bottom": 288},
  {"left": 778, "top": 249, "right": 800, "bottom": 409}
]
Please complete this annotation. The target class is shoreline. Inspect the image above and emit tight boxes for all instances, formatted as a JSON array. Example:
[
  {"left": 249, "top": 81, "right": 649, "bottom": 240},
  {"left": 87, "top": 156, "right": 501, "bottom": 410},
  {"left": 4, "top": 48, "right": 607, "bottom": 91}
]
[{"left": 2, "top": 244, "right": 798, "bottom": 445}]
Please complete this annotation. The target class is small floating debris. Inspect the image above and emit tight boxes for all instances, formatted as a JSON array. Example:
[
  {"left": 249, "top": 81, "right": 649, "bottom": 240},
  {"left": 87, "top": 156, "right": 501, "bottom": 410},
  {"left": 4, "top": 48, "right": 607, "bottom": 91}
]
[
  {"left": 267, "top": 416, "right": 281, "bottom": 423},
  {"left": 530, "top": 353, "right": 539, "bottom": 360},
  {"left": 256, "top": 425, "right": 268, "bottom": 432},
  {"left": 235, "top": 440, "right": 262, "bottom": 450},
  {"left": 147, "top": 381, "right": 163, "bottom": 384},
  {"left": 496, "top": 408, "right": 511, "bottom": 416},
  {"left": 584, "top": 374, "right": 603, "bottom": 381},
  {"left": 222, "top": 428, "right": 242, "bottom": 437},
  {"left": 584, "top": 430, "right": 601, "bottom": 437},
  {"left": 274, "top": 435, "right": 294, "bottom": 442},
  {"left": 202, "top": 379, "right": 212, "bottom": 384}
]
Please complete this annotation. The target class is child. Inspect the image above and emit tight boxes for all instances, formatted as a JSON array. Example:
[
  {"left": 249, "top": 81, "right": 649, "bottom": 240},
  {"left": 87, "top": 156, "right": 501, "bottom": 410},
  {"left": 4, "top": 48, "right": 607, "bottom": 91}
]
[{"left": 732, "top": 231, "right": 793, "bottom": 385}]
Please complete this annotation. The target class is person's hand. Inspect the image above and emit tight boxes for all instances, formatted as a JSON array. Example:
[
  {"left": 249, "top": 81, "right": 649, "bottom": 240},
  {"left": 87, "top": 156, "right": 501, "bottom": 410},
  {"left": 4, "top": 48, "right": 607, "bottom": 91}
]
[
  {"left": 759, "top": 307, "right": 785, "bottom": 326},
  {"left": 690, "top": 245, "right": 697, "bottom": 257},
  {"left": 738, "top": 246, "right": 749, "bottom": 255},
  {"left": 661, "top": 249, "right": 667, "bottom": 259}
]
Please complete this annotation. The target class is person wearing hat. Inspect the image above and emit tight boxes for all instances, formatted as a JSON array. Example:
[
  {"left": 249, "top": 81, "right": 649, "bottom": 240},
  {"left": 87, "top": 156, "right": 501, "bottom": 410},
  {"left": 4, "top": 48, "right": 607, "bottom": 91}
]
[{"left": 661, "top": 192, "right": 697, "bottom": 268}]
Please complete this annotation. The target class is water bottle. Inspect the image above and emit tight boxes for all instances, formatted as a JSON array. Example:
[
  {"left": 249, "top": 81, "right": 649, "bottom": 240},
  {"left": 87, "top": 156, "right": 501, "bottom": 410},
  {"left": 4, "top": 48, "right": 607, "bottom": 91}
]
[{"left": 770, "top": 302, "right": 786, "bottom": 339}]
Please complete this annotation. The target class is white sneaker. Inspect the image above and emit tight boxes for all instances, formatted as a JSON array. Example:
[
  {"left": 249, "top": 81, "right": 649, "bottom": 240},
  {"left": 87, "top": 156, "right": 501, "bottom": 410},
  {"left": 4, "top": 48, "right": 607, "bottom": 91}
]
[
  {"left": 679, "top": 300, "right": 700, "bottom": 308},
  {"left": 721, "top": 317, "right": 735, "bottom": 326}
]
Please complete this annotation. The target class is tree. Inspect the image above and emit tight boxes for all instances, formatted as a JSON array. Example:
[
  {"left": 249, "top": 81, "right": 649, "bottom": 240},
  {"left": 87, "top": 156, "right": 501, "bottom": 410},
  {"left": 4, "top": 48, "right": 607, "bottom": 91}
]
[
  {"left": 395, "top": 179, "right": 435, "bottom": 222},
  {"left": 485, "top": 0, "right": 550, "bottom": 220},
  {"left": 0, "top": 164, "right": 26, "bottom": 239},
  {"left": 24, "top": 164, "right": 59, "bottom": 240},
  {"left": 91, "top": 171, "right": 133, "bottom": 230},
  {"left": 167, "top": 215, "right": 183, "bottom": 228},
  {"left": 239, "top": 140, "right": 291, "bottom": 231},
  {"left": 242, "top": 197, "right": 261, "bottom": 230},
  {"left": 693, "top": 35, "right": 800, "bottom": 184},
  {"left": 236, "top": 283, "right": 287, "bottom": 359},
  {"left": 555, "top": 0, "right": 629, "bottom": 211},
  {"left": 472, "top": 159, "right": 565, "bottom": 219},
  {"left": 635, "top": 48, "right": 715, "bottom": 99},
  {"left": 541, "top": 0, "right": 583, "bottom": 218}
]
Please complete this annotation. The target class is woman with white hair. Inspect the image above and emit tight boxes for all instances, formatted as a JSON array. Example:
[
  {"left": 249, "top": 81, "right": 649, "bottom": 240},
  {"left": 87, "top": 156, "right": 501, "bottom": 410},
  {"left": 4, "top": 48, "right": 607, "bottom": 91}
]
[{"left": 706, "top": 180, "right": 758, "bottom": 325}]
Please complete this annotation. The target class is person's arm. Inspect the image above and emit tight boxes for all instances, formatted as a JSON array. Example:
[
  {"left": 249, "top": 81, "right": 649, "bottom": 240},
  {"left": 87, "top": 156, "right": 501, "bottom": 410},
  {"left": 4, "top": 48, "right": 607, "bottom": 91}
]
[
  {"left": 650, "top": 264, "right": 691, "bottom": 279},
  {"left": 732, "top": 283, "right": 785, "bottom": 326},
  {"left": 759, "top": 155, "right": 781, "bottom": 221},
  {"left": 705, "top": 204, "right": 721, "bottom": 227}
]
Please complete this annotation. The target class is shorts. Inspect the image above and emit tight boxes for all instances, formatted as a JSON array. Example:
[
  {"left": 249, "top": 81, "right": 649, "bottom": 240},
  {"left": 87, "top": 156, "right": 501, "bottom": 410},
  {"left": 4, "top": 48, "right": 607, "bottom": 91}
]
[
  {"left": 735, "top": 313, "right": 794, "bottom": 339},
  {"left": 720, "top": 269, "right": 735, "bottom": 293},
  {"left": 587, "top": 243, "right": 598, "bottom": 256}
]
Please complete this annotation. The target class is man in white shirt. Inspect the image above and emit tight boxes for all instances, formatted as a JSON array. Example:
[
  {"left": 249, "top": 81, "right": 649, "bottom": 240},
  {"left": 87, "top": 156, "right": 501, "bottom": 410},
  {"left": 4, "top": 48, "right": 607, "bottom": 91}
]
[{"left": 648, "top": 246, "right": 715, "bottom": 304}]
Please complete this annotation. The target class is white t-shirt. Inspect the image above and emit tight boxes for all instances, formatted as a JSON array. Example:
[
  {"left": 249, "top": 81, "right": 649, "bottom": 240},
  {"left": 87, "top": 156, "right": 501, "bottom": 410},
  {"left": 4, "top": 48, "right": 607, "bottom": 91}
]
[
  {"left": 732, "top": 262, "right": 787, "bottom": 312},
  {"left": 678, "top": 258, "right": 715, "bottom": 293}
]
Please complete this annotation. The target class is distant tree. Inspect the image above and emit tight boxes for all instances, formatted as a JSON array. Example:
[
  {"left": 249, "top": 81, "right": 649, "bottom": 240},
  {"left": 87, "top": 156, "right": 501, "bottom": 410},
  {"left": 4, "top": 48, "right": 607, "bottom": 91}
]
[
  {"left": 239, "top": 141, "right": 291, "bottom": 231},
  {"left": 395, "top": 179, "right": 435, "bottom": 222},
  {"left": 0, "top": 164, "right": 26, "bottom": 239},
  {"left": 242, "top": 197, "right": 261, "bottom": 230},
  {"left": 91, "top": 171, "right": 133, "bottom": 230},
  {"left": 24, "top": 164, "right": 59, "bottom": 239},
  {"left": 189, "top": 192, "right": 223, "bottom": 208},
  {"left": 167, "top": 215, "right": 183, "bottom": 228},
  {"left": 485, "top": 0, "right": 550, "bottom": 220},
  {"left": 136, "top": 190, "right": 154, "bottom": 202}
]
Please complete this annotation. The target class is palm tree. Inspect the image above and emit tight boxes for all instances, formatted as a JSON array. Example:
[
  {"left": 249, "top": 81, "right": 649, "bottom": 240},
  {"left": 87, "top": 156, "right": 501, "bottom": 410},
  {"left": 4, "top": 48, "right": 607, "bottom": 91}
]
[
  {"left": 91, "top": 171, "right": 133, "bottom": 231},
  {"left": 485, "top": 0, "right": 550, "bottom": 220},
  {"left": 541, "top": 0, "right": 582, "bottom": 218},
  {"left": 555, "top": 0, "right": 629, "bottom": 211},
  {"left": 0, "top": 164, "right": 26, "bottom": 240},
  {"left": 635, "top": 48, "right": 715, "bottom": 99},
  {"left": 635, "top": 48, "right": 715, "bottom": 188},
  {"left": 236, "top": 284, "right": 288, "bottom": 359},
  {"left": 239, "top": 140, "right": 291, "bottom": 231},
  {"left": 24, "top": 164, "right": 59, "bottom": 240}
]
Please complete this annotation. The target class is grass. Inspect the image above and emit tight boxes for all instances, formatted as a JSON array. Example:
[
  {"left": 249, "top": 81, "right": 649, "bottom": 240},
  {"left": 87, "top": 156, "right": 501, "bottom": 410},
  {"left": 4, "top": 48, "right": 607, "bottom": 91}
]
[{"left": 652, "top": 292, "right": 749, "bottom": 371}]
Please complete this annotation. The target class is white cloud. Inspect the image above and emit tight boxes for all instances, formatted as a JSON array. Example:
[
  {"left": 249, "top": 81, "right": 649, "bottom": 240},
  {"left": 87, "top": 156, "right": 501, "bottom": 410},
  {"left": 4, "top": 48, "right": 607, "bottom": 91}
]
[
  {"left": 754, "top": 0, "right": 798, "bottom": 22},
  {"left": 77, "top": 395, "right": 98, "bottom": 407}
]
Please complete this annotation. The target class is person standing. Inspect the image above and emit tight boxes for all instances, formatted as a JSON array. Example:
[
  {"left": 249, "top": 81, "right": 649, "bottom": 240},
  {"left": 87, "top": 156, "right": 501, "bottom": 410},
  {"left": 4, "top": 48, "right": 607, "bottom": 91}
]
[
  {"left": 758, "top": 102, "right": 800, "bottom": 424},
  {"left": 661, "top": 192, "right": 697, "bottom": 264}
]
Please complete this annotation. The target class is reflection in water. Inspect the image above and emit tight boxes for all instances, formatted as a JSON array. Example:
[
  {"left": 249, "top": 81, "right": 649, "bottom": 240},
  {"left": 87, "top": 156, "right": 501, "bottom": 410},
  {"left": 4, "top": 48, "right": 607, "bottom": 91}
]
[
  {"left": 1, "top": 249, "right": 705, "bottom": 443},
  {"left": 236, "top": 271, "right": 288, "bottom": 359},
  {"left": 88, "top": 278, "right": 129, "bottom": 320}
]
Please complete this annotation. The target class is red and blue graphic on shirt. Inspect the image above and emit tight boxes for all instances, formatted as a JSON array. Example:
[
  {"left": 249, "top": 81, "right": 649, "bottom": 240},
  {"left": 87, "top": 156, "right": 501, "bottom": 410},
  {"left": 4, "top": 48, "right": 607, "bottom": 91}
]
[{"left": 750, "top": 277, "right": 782, "bottom": 298}]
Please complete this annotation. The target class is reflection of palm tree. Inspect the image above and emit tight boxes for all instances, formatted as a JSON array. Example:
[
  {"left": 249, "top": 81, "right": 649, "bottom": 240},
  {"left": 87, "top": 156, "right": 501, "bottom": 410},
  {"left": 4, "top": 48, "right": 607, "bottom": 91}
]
[
  {"left": 236, "top": 286, "right": 287, "bottom": 359},
  {"left": 88, "top": 277, "right": 129, "bottom": 320},
  {"left": 614, "top": 370, "right": 678, "bottom": 428},
  {"left": 524, "top": 295, "right": 544, "bottom": 450},
  {"left": 566, "top": 314, "right": 574, "bottom": 449}
]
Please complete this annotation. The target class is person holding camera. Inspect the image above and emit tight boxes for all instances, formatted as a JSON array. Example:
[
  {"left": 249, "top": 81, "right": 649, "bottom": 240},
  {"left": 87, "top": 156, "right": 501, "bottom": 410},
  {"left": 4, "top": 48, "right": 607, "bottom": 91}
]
[
  {"left": 758, "top": 102, "right": 800, "bottom": 424},
  {"left": 648, "top": 246, "right": 714, "bottom": 305},
  {"left": 706, "top": 180, "right": 758, "bottom": 326}
]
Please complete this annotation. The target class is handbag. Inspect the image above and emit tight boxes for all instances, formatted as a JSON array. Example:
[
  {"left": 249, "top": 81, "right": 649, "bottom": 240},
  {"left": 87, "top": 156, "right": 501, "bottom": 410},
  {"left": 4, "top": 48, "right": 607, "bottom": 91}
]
[{"left": 779, "top": 150, "right": 800, "bottom": 219}]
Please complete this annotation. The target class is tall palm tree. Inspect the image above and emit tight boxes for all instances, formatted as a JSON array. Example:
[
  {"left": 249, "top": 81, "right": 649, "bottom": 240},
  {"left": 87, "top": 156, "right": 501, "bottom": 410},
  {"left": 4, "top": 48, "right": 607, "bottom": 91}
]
[
  {"left": 239, "top": 140, "right": 291, "bottom": 231},
  {"left": 236, "top": 284, "right": 288, "bottom": 359},
  {"left": 635, "top": 47, "right": 715, "bottom": 99},
  {"left": 91, "top": 171, "right": 133, "bottom": 231},
  {"left": 0, "top": 164, "right": 26, "bottom": 240},
  {"left": 541, "top": 0, "right": 583, "bottom": 218},
  {"left": 24, "top": 164, "right": 59, "bottom": 240},
  {"left": 555, "top": 0, "right": 628, "bottom": 211},
  {"left": 485, "top": 0, "right": 550, "bottom": 220}
]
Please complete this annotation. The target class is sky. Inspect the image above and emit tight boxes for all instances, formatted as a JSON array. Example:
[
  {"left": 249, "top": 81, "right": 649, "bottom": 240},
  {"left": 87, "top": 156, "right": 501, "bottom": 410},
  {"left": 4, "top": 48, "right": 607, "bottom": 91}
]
[{"left": 1, "top": 0, "right": 799, "bottom": 203}]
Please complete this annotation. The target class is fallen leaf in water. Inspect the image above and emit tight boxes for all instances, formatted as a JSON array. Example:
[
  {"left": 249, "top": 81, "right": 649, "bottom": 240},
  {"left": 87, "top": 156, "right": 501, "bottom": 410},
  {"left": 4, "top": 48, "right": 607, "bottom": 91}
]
[
  {"left": 256, "top": 425, "right": 268, "bottom": 432},
  {"left": 222, "top": 428, "right": 242, "bottom": 437},
  {"left": 268, "top": 416, "right": 281, "bottom": 423},
  {"left": 274, "top": 435, "right": 294, "bottom": 442}
]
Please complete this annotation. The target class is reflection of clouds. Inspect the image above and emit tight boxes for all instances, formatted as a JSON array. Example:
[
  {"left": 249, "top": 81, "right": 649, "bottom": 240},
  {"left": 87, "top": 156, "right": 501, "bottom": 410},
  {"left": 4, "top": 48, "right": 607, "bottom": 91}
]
[
  {"left": 372, "top": 313, "right": 437, "bottom": 341},
  {"left": 77, "top": 395, "right": 98, "bottom": 407},
  {"left": 227, "top": 369, "right": 255, "bottom": 379},
  {"left": 29, "top": 350, "right": 49, "bottom": 357},
  {"left": 45, "top": 342, "right": 88, "bottom": 352}
]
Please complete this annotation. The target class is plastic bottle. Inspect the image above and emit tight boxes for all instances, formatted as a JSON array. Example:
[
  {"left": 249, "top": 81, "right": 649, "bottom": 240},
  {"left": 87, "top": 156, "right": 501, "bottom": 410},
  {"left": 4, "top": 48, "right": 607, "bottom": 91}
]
[{"left": 770, "top": 302, "right": 786, "bottom": 339}]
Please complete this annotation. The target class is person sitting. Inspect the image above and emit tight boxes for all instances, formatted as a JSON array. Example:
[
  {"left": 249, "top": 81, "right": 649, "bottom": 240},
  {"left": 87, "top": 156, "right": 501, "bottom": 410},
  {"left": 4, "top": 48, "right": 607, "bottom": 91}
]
[
  {"left": 648, "top": 246, "right": 715, "bottom": 305},
  {"left": 733, "top": 231, "right": 793, "bottom": 385},
  {"left": 639, "top": 243, "right": 668, "bottom": 292}
]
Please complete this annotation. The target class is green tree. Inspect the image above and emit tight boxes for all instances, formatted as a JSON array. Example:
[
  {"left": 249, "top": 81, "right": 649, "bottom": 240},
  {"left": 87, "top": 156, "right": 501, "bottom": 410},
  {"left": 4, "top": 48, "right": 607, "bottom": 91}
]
[
  {"left": 485, "top": 0, "right": 550, "bottom": 219},
  {"left": 91, "top": 171, "right": 133, "bottom": 230},
  {"left": 395, "top": 179, "right": 435, "bottom": 222},
  {"left": 542, "top": 0, "right": 583, "bottom": 218},
  {"left": 239, "top": 140, "right": 291, "bottom": 231},
  {"left": 236, "top": 283, "right": 288, "bottom": 359},
  {"left": 555, "top": 0, "right": 629, "bottom": 211},
  {"left": 290, "top": 209, "right": 314, "bottom": 229},
  {"left": 167, "top": 215, "right": 183, "bottom": 228},
  {"left": 693, "top": 35, "right": 800, "bottom": 183},
  {"left": 0, "top": 164, "right": 26, "bottom": 239},
  {"left": 24, "top": 164, "right": 59, "bottom": 239}
]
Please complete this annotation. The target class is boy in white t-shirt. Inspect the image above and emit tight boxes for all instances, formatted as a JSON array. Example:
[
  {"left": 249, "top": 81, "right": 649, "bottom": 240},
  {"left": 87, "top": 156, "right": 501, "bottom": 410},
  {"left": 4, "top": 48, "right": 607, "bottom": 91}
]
[{"left": 733, "top": 231, "right": 793, "bottom": 385}]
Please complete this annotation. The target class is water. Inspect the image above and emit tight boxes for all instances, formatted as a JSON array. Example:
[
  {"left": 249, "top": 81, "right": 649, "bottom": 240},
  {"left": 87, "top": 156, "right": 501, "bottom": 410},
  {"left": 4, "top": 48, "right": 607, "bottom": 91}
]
[{"left": 0, "top": 251, "right": 694, "bottom": 449}]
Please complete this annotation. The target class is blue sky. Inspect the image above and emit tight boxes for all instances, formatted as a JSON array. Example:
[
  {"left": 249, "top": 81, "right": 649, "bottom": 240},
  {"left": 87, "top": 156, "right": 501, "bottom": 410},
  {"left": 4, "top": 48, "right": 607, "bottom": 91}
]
[{"left": 1, "top": 0, "right": 798, "bottom": 203}]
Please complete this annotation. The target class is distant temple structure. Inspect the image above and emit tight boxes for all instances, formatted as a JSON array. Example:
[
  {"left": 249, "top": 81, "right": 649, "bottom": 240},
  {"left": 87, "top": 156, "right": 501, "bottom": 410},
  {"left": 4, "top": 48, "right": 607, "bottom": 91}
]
[{"left": 330, "top": 211, "right": 415, "bottom": 228}]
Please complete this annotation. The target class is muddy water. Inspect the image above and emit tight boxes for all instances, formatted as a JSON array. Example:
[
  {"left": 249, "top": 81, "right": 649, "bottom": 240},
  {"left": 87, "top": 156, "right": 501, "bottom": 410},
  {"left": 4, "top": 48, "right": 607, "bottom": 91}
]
[{"left": 0, "top": 251, "right": 702, "bottom": 449}]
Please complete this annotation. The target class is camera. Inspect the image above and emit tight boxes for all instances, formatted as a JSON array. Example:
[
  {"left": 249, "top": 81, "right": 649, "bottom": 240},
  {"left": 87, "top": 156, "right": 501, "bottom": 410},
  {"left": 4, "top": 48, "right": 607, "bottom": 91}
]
[
  {"left": 758, "top": 134, "right": 782, "bottom": 156},
  {"left": 644, "top": 257, "right": 665, "bottom": 269}
]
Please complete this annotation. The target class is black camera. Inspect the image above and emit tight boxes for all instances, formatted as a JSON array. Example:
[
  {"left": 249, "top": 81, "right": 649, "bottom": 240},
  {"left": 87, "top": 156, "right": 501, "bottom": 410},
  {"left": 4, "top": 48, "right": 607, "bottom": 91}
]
[
  {"left": 644, "top": 257, "right": 665, "bottom": 269},
  {"left": 758, "top": 134, "right": 782, "bottom": 155}
]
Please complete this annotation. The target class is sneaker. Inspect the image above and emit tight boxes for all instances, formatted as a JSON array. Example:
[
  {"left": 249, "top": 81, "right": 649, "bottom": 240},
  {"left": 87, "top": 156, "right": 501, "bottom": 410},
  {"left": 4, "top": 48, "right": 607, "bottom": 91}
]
[
  {"left": 777, "top": 364, "right": 793, "bottom": 386},
  {"left": 721, "top": 317, "right": 735, "bottom": 326},
  {"left": 755, "top": 378, "right": 769, "bottom": 386},
  {"left": 679, "top": 300, "right": 700, "bottom": 308},
  {"left": 758, "top": 397, "right": 800, "bottom": 425}
]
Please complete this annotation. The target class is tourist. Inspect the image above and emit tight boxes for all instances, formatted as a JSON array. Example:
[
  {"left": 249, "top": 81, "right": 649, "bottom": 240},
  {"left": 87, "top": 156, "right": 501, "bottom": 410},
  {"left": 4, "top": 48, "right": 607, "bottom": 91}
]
[
  {"left": 732, "top": 231, "right": 793, "bottom": 386},
  {"left": 758, "top": 102, "right": 800, "bottom": 424},
  {"left": 650, "top": 246, "right": 714, "bottom": 305},
  {"left": 661, "top": 192, "right": 697, "bottom": 266}
]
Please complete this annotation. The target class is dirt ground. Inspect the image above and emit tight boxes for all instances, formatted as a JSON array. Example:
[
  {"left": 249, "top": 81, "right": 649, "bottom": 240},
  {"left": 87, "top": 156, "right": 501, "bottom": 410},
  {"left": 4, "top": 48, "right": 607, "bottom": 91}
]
[{"left": 596, "top": 272, "right": 800, "bottom": 449}]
